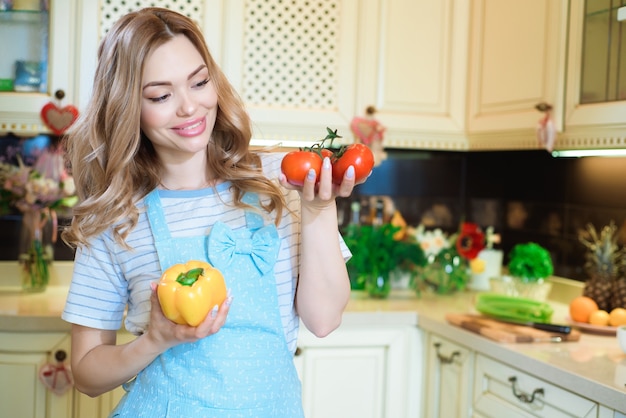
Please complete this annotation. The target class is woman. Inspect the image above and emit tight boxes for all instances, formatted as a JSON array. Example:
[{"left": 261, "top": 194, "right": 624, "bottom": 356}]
[{"left": 61, "top": 7, "right": 358, "bottom": 417}]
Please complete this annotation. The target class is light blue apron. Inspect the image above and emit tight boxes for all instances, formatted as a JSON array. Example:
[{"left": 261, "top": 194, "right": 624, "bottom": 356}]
[{"left": 111, "top": 190, "right": 304, "bottom": 418}]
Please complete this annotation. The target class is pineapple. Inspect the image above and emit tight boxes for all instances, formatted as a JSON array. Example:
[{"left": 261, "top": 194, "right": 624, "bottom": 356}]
[
  {"left": 578, "top": 221, "right": 625, "bottom": 312},
  {"left": 612, "top": 277, "right": 626, "bottom": 310}
]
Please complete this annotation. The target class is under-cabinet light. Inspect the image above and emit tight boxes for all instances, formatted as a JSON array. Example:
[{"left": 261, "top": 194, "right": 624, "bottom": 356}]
[
  {"left": 250, "top": 138, "right": 313, "bottom": 149},
  {"left": 551, "top": 149, "right": 626, "bottom": 158}
]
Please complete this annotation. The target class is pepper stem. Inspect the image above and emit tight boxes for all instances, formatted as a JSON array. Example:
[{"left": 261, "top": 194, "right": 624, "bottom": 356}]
[{"left": 176, "top": 267, "right": 204, "bottom": 286}]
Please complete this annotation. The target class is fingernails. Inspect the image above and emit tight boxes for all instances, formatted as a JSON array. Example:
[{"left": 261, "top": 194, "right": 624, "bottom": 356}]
[
  {"left": 225, "top": 296, "right": 233, "bottom": 307},
  {"left": 323, "top": 157, "right": 331, "bottom": 169},
  {"left": 307, "top": 168, "right": 316, "bottom": 180},
  {"left": 210, "top": 304, "right": 219, "bottom": 318},
  {"left": 346, "top": 166, "right": 355, "bottom": 179},
  {"left": 150, "top": 282, "right": 157, "bottom": 291}
]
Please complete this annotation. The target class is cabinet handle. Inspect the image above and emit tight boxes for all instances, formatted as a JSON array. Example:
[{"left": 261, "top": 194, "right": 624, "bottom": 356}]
[
  {"left": 294, "top": 347, "right": 302, "bottom": 356},
  {"left": 433, "top": 342, "right": 460, "bottom": 364},
  {"left": 508, "top": 376, "right": 544, "bottom": 404},
  {"left": 54, "top": 349, "right": 67, "bottom": 362}
]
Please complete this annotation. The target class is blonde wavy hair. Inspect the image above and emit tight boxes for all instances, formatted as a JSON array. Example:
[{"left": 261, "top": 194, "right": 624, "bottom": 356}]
[{"left": 63, "top": 7, "right": 286, "bottom": 250}]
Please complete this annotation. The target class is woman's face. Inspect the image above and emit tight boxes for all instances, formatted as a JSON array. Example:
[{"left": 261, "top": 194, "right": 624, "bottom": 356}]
[{"left": 140, "top": 35, "right": 218, "bottom": 161}]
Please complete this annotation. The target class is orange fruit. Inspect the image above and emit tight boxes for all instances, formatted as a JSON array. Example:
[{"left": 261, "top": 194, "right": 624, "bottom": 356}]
[
  {"left": 569, "top": 296, "right": 599, "bottom": 323},
  {"left": 609, "top": 307, "right": 626, "bottom": 327},
  {"left": 588, "top": 310, "right": 610, "bottom": 326}
]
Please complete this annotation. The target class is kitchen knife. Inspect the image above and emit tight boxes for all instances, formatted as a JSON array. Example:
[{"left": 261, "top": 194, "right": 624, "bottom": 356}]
[{"left": 488, "top": 317, "right": 571, "bottom": 334}]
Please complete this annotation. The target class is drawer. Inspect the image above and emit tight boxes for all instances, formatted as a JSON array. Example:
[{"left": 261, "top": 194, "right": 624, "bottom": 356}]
[{"left": 473, "top": 354, "right": 598, "bottom": 418}]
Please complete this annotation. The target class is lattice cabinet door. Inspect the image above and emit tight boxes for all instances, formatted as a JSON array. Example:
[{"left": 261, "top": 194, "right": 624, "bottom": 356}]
[{"left": 205, "top": 0, "right": 360, "bottom": 146}]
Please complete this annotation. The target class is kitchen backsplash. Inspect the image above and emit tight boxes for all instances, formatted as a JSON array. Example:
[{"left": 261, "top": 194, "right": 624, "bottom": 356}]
[
  {"left": 2, "top": 148, "right": 626, "bottom": 282},
  {"left": 337, "top": 149, "right": 626, "bottom": 282}
]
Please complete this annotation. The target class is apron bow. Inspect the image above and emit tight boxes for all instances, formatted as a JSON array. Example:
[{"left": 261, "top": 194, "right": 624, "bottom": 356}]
[{"left": 207, "top": 222, "right": 280, "bottom": 274}]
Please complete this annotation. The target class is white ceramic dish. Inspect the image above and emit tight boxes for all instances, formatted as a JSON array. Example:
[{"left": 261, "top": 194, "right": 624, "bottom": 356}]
[{"left": 617, "top": 326, "right": 626, "bottom": 354}]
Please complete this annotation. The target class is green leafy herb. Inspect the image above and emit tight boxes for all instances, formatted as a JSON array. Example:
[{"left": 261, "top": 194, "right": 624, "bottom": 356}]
[
  {"left": 507, "top": 242, "right": 554, "bottom": 282},
  {"left": 343, "top": 224, "right": 426, "bottom": 288}
]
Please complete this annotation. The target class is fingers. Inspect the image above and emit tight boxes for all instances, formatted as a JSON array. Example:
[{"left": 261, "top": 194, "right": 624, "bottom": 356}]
[
  {"left": 196, "top": 294, "right": 232, "bottom": 336},
  {"left": 336, "top": 165, "right": 356, "bottom": 197},
  {"left": 280, "top": 156, "right": 358, "bottom": 201},
  {"left": 149, "top": 282, "right": 232, "bottom": 344}
]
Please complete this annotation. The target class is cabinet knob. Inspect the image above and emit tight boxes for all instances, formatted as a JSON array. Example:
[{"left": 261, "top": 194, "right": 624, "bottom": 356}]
[
  {"left": 54, "top": 349, "right": 67, "bottom": 363},
  {"left": 294, "top": 347, "right": 302, "bottom": 356},
  {"left": 508, "top": 376, "right": 544, "bottom": 404},
  {"left": 433, "top": 342, "right": 460, "bottom": 364}
]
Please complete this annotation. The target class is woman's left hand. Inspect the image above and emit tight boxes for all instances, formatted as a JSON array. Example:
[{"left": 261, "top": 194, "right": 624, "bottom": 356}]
[{"left": 279, "top": 157, "right": 361, "bottom": 205}]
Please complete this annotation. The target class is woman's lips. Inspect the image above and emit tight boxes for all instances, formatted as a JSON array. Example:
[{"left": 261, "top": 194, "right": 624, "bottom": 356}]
[{"left": 172, "top": 117, "right": 206, "bottom": 137}]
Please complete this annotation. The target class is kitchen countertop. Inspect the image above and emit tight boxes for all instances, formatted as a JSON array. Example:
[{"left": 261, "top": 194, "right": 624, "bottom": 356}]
[{"left": 1, "top": 263, "right": 624, "bottom": 412}]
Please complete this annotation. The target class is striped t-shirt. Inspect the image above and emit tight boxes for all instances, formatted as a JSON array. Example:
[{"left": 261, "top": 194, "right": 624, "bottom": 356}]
[{"left": 61, "top": 152, "right": 350, "bottom": 353}]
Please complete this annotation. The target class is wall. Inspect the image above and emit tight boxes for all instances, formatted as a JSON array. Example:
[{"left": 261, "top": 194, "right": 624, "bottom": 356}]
[{"left": 338, "top": 149, "right": 626, "bottom": 282}]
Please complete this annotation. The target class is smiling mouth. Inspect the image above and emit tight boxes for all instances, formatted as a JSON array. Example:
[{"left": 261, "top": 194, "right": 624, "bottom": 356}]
[{"left": 175, "top": 119, "right": 203, "bottom": 131}]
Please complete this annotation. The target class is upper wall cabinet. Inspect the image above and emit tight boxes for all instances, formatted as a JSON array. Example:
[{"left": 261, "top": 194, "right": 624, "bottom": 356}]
[
  {"left": 7, "top": 0, "right": 570, "bottom": 150},
  {"left": 0, "top": 0, "right": 77, "bottom": 135},
  {"left": 207, "top": 0, "right": 568, "bottom": 149},
  {"left": 204, "top": 0, "right": 360, "bottom": 146},
  {"left": 562, "top": 0, "right": 626, "bottom": 151},
  {"left": 360, "top": 0, "right": 568, "bottom": 151}
]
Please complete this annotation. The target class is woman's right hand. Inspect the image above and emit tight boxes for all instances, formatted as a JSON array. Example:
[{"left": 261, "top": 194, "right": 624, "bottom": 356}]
[{"left": 145, "top": 283, "right": 231, "bottom": 350}]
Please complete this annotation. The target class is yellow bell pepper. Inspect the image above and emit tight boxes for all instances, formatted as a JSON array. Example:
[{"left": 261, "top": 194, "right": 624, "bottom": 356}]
[{"left": 157, "top": 260, "right": 227, "bottom": 326}]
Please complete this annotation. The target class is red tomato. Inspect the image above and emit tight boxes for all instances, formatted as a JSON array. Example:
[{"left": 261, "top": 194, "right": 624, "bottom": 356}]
[
  {"left": 331, "top": 143, "right": 374, "bottom": 185},
  {"left": 281, "top": 151, "right": 324, "bottom": 186},
  {"left": 321, "top": 148, "right": 335, "bottom": 159}
]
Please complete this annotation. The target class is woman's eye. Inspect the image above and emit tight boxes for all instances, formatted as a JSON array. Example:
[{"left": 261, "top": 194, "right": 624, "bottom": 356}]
[
  {"left": 149, "top": 94, "right": 170, "bottom": 103},
  {"left": 195, "top": 78, "right": 210, "bottom": 88}
]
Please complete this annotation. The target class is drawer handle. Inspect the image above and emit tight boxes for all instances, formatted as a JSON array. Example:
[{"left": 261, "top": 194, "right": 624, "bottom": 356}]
[
  {"left": 508, "top": 376, "right": 544, "bottom": 403},
  {"left": 434, "top": 342, "right": 460, "bottom": 364}
]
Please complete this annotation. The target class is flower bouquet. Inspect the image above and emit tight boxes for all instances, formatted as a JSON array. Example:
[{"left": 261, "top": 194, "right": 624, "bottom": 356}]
[
  {"left": 411, "top": 222, "right": 485, "bottom": 294},
  {"left": 1, "top": 148, "right": 77, "bottom": 291}
]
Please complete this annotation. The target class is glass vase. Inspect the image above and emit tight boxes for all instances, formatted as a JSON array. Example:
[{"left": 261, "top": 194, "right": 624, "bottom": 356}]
[
  {"left": 365, "top": 271, "right": 391, "bottom": 299},
  {"left": 418, "top": 252, "right": 469, "bottom": 295},
  {"left": 18, "top": 208, "right": 54, "bottom": 292}
]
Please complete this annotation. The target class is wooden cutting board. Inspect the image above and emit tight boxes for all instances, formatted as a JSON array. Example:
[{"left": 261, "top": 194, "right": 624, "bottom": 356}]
[{"left": 446, "top": 313, "right": 581, "bottom": 343}]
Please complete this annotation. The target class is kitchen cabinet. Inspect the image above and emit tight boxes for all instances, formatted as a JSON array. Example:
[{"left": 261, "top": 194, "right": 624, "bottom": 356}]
[
  {"left": 0, "top": 332, "right": 73, "bottom": 418},
  {"left": 203, "top": 0, "right": 360, "bottom": 146},
  {"left": 473, "top": 354, "right": 600, "bottom": 418},
  {"left": 0, "top": 0, "right": 79, "bottom": 135},
  {"left": 295, "top": 322, "right": 423, "bottom": 418},
  {"left": 358, "top": 0, "right": 568, "bottom": 151},
  {"left": 23, "top": 0, "right": 568, "bottom": 149},
  {"left": 0, "top": 329, "right": 134, "bottom": 418},
  {"left": 423, "top": 329, "right": 625, "bottom": 418},
  {"left": 561, "top": 0, "right": 626, "bottom": 151},
  {"left": 209, "top": 0, "right": 567, "bottom": 150},
  {"left": 424, "top": 333, "right": 473, "bottom": 418}
]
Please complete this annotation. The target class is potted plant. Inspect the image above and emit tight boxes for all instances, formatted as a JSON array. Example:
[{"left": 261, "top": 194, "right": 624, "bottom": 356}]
[
  {"left": 504, "top": 242, "right": 554, "bottom": 300},
  {"left": 343, "top": 223, "right": 426, "bottom": 298}
]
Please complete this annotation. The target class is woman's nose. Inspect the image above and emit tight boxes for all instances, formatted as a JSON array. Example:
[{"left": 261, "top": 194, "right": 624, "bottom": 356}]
[{"left": 176, "top": 91, "right": 197, "bottom": 117}]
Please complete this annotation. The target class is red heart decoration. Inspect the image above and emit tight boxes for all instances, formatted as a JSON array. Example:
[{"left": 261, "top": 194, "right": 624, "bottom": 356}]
[{"left": 40, "top": 102, "right": 79, "bottom": 135}]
